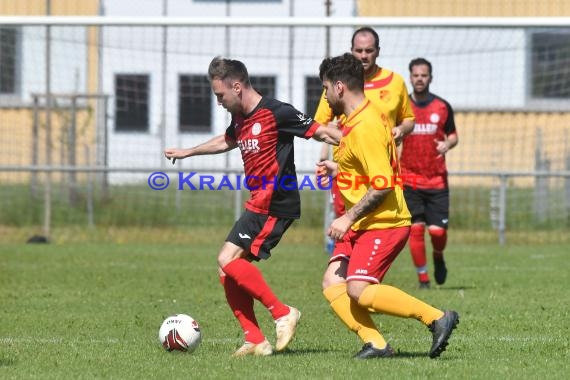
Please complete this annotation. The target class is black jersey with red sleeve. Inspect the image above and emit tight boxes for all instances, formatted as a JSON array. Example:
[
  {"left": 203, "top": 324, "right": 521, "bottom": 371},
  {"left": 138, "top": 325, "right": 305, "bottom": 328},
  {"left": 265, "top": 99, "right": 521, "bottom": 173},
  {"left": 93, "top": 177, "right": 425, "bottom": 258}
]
[
  {"left": 400, "top": 93, "right": 457, "bottom": 189},
  {"left": 225, "top": 97, "right": 320, "bottom": 218}
]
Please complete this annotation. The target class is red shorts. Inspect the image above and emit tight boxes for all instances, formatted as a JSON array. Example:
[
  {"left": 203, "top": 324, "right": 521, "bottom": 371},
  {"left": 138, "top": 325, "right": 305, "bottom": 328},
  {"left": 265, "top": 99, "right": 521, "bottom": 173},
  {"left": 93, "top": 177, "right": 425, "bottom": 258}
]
[
  {"left": 329, "top": 226, "right": 410, "bottom": 283},
  {"left": 331, "top": 179, "right": 346, "bottom": 217}
]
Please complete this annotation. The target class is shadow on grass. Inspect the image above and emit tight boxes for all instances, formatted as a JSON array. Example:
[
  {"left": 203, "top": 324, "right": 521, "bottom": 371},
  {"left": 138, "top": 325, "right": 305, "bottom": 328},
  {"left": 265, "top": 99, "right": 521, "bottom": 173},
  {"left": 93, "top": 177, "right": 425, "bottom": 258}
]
[
  {"left": 273, "top": 348, "right": 340, "bottom": 356},
  {"left": 276, "top": 348, "right": 452, "bottom": 360},
  {"left": 392, "top": 350, "right": 432, "bottom": 359},
  {"left": 434, "top": 285, "right": 476, "bottom": 291}
]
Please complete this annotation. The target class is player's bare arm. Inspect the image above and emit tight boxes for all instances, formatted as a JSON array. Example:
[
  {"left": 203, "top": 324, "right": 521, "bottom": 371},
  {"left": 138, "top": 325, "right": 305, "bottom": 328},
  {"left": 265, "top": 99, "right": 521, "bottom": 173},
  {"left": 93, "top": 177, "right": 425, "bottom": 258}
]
[
  {"left": 328, "top": 186, "right": 392, "bottom": 240},
  {"left": 312, "top": 125, "right": 342, "bottom": 146},
  {"left": 319, "top": 120, "right": 340, "bottom": 160},
  {"left": 346, "top": 186, "right": 392, "bottom": 222},
  {"left": 393, "top": 118, "right": 415, "bottom": 145},
  {"left": 164, "top": 134, "right": 237, "bottom": 164},
  {"left": 434, "top": 133, "right": 459, "bottom": 155}
]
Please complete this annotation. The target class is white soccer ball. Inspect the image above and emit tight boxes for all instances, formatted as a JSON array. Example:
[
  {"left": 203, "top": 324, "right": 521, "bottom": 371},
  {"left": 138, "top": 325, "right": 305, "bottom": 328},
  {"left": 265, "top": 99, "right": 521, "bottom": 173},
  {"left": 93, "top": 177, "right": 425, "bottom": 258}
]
[{"left": 158, "top": 314, "right": 202, "bottom": 353}]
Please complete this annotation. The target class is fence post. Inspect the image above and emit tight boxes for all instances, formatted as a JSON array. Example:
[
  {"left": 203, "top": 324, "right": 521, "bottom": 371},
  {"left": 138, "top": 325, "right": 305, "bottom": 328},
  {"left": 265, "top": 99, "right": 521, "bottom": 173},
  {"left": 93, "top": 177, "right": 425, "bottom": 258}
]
[
  {"left": 565, "top": 129, "right": 570, "bottom": 226},
  {"left": 534, "top": 128, "right": 549, "bottom": 223},
  {"left": 43, "top": 13, "right": 53, "bottom": 239},
  {"left": 68, "top": 95, "right": 78, "bottom": 206},
  {"left": 498, "top": 174, "right": 507, "bottom": 245},
  {"left": 31, "top": 96, "right": 39, "bottom": 198},
  {"left": 85, "top": 145, "right": 94, "bottom": 228}
]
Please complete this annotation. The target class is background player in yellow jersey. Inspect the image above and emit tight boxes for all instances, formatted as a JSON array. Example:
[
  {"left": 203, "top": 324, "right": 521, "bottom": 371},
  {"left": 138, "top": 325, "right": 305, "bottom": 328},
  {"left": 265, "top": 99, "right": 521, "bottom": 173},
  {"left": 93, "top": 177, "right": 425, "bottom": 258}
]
[
  {"left": 315, "top": 26, "right": 415, "bottom": 253},
  {"left": 316, "top": 53, "right": 459, "bottom": 359}
]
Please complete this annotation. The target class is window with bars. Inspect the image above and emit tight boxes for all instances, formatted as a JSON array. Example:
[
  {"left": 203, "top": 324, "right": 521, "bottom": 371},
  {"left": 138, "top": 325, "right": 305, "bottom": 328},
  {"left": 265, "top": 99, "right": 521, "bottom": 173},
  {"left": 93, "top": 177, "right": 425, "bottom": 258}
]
[
  {"left": 305, "top": 76, "right": 323, "bottom": 117},
  {"left": 0, "top": 27, "right": 18, "bottom": 95},
  {"left": 115, "top": 74, "right": 149, "bottom": 132},
  {"left": 179, "top": 74, "right": 212, "bottom": 133},
  {"left": 531, "top": 30, "right": 570, "bottom": 99},
  {"left": 250, "top": 75, "right": 276, "bottom": 99}
]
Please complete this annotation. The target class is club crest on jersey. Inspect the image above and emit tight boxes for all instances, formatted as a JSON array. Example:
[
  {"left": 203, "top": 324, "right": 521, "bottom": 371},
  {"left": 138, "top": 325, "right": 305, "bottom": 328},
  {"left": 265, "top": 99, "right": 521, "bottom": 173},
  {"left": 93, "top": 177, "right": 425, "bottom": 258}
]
[
  {"left": 237, "top": 139, "right": 260, "bottom": 153},
  {"left": 430, "top": 113, "right": 441, "bottom": 123},
  {"left": 251, "top": 122, "right": 262, "bottom": 136},
  {"left": 379, "top": 90, "right": 391, "bottom": 102}
]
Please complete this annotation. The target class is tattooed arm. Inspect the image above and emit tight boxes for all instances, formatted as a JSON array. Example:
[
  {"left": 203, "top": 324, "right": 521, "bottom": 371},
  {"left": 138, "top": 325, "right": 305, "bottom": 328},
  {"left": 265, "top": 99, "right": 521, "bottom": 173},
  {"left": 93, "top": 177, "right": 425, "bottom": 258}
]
[
  {"left": 327, "top": 187, "right": 392, "bottom": 241},
  {"left": 345, "top": 187, "right": 392, "bottom": 223}
]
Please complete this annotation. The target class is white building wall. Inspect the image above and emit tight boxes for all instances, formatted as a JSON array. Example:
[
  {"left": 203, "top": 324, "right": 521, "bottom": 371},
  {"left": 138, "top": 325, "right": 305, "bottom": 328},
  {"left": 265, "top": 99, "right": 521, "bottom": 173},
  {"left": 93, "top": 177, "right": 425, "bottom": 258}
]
[
  {"left": 20, "top": 26, "right": 88, "bottom": 101},
  {"left": 101, "top": 0, "right": 355, "bottom": 178},
  {"left": 96, "top": 0, "right": 529, "bottom": 178}
]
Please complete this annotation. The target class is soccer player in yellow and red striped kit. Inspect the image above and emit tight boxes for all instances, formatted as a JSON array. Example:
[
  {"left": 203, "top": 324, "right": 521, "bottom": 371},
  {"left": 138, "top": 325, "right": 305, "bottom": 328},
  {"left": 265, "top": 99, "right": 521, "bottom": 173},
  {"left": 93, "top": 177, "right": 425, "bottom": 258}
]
[
  {"left": 314, "top": 27, "right": 415, "bottom": 254},
  {"left": 316, "top": 53, "right": 459, "bottom": 359}
]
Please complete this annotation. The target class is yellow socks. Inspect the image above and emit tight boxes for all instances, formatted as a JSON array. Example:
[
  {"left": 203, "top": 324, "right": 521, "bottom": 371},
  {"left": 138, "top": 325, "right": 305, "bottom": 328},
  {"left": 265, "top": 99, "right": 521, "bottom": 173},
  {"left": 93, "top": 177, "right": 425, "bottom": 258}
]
[
  {"left": 323, "top": 283, "right": 387, "bottom": 349},
  {"left": 358, "top": 284, "right": 444, "bottom": 325}
]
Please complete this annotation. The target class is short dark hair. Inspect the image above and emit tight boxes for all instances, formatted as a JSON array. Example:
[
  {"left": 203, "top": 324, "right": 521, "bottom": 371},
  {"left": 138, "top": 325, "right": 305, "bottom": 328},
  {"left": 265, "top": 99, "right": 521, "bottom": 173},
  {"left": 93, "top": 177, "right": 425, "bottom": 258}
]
[
  {"left": 208, "top": 56, "right": 251, "bottom": 87},
  {"left": 319, "top": 52, "right": 364, "bottom": 92},
  {"left": 409, "top": 57, "right": 433, "bottom": 75},
  {"left": 351, "top": 26, "right": 380, "bottom": 50}
]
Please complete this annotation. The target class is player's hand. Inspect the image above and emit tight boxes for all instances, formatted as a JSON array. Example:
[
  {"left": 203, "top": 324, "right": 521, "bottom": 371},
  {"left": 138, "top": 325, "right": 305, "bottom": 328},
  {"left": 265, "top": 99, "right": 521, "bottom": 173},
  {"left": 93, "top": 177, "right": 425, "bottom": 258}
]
[
  {"left": 434, "top": 139, "right": 449, "bottom": 156},
  {"left": 327, "top": 214, "right": 352, "bottom": 241},
  {"left": 327, "top": 120, "right": 340, "bottom": 129},
  {"left": 392, "top": 126, "right": 404, "bottom": 145},
  {"left": 315, "top": 160, "right": 338, "bottom": 188},
  {"left": 164, "top": 148, "right": 187, "bottom": 165}
]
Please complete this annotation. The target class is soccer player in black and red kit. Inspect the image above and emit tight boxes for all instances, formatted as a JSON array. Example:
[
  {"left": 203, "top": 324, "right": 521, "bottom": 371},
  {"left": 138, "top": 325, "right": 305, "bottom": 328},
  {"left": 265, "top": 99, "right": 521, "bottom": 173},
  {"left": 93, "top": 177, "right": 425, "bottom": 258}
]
[
  {"left": 400, "top": 58, "right": 459, "bottom": 288},
  {"left": 164, "top": 57, "right": 341, "bottom": 356}
]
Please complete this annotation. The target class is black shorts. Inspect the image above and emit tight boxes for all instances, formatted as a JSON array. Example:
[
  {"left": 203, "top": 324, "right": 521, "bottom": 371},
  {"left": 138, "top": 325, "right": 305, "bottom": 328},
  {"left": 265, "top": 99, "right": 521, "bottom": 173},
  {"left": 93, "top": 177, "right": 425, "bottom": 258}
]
[
  {"left": 226, "top": 209, "right": 294, "bottom": 261},
  {"left": 403, "top": 186, "right": 449, "bottom": 229}
]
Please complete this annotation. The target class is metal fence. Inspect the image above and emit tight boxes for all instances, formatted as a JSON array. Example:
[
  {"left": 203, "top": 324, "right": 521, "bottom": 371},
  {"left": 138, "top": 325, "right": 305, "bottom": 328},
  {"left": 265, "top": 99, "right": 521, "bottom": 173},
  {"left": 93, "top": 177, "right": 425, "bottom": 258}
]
[
  {"left": 1, "top": 165, "right": 569, "bottom": 245},
  {"left": 2, "top": 17, "right": 570, "bottom": 244}
]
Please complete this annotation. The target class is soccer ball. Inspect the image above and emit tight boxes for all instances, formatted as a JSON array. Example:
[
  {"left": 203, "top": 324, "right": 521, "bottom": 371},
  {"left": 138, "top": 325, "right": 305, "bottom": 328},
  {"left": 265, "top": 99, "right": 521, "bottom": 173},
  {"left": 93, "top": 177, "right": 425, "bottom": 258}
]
[{"left": 158, "top": 314, "right": 202, "bottom": 353}]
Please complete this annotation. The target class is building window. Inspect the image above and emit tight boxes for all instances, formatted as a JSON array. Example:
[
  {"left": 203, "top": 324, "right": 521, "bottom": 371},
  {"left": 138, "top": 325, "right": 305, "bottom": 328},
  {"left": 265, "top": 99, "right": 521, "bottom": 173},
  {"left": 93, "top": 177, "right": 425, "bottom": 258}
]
[
  {"left": 115, "top": 74, "right": 149, "bottom": 132},
  {"left": 0, "top": 27, "right": 18, "bottom": 95},
  {"left": 305, "top": 76, "right": 322, "bottom": 117},
  {"left": 531, "top": 31, "right": 570, "bottom": 99},
  {"left": 179, "top": 74, "right": 211, "bottom": 133},
  {"left": 250, "top": 75, "right": 276, "bottom": 99}
]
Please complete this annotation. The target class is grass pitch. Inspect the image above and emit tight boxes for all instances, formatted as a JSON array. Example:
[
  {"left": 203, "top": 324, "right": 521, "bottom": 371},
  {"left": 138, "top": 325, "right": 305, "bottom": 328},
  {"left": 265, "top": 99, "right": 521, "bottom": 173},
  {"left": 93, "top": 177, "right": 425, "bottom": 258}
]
[{"left": 0, "top": 231, "right": 568, "bottom": 379}]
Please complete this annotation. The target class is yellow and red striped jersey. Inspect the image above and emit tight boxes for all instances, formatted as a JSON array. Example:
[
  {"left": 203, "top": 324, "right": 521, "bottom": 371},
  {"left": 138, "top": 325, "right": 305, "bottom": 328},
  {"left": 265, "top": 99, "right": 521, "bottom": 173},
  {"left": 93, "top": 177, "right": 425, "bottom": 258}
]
[
  {"left": 333, "top": 99, "right": 411, "bottom": 231},
  {"left": 314, "top": 66, "right": 415, "bottom": 128}
]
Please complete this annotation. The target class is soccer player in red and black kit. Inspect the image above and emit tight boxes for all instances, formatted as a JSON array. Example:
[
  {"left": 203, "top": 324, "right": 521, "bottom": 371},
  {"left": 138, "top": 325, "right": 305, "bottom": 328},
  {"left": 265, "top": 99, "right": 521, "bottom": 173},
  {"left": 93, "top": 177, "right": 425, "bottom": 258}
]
[
  {"left": 164, "top": 57, "right": 342, "bottom": 356},
  {"left": 400, "top": 58, "right": 459, "bottom": 288}
]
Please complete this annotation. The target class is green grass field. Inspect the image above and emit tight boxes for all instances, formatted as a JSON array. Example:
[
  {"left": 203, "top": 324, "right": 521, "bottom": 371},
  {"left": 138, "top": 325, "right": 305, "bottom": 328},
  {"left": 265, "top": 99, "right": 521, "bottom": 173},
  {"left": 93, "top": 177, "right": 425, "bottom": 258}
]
[{"left": 1, "top": 230, "right": 568, "bottom": 379}]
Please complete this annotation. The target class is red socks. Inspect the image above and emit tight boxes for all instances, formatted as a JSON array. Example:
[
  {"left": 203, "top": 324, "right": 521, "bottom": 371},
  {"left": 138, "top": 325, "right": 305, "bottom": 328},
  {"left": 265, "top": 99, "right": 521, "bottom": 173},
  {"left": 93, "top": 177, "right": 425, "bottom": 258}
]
[
  {"left": 220, "top": 275, "right": 265, "bottom": 344},
  {"left": 222, "top": 258, "right": 289, "bottom": 320},
  {"left": 409, "top": 223, "right": 427, "bottom": 268}
]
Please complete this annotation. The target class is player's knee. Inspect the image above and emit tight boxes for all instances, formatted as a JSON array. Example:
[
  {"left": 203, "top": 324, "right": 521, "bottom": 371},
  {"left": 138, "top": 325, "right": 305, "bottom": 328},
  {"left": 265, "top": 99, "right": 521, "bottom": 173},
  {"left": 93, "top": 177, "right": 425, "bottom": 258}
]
[
  {"left": 322, "top": 260, "right": 347, "bottom": 290},
  {"left": 217, "top": 251, "right": 236, "bottom": 268},
  {"left": 410, "top": 223, "right": 425, "bottom": 237},
  {"left": 346, "top": 283, "right": 365, "bottom": 301},
  {"left": 322, "top": 272, "right": 341, "bottom": 290},
  {"left": 217, "top": 242, "right": 246, "bottom": 268},
  {"left": 428, "top": 225, "right": 446, "bottom": 237}
]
